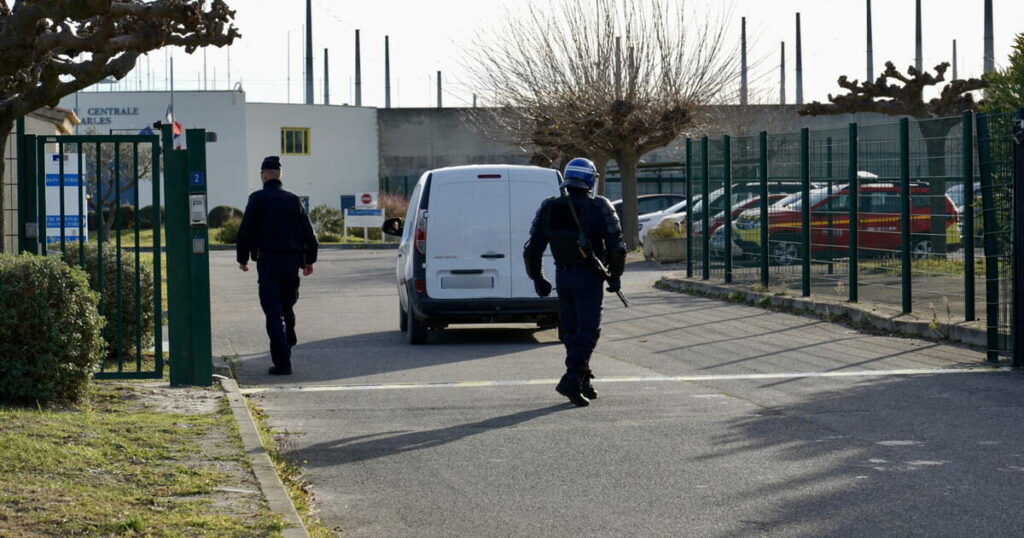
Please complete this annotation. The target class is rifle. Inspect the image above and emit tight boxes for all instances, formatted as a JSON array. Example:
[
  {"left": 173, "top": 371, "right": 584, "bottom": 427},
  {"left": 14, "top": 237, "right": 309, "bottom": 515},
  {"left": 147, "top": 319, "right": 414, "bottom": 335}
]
[{"left": 564, "top": 192, "right": 629, "bottom": 308}]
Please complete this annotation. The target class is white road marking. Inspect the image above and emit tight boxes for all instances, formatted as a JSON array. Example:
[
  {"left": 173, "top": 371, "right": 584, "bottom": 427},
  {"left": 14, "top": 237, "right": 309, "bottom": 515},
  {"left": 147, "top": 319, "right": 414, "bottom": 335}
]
[{"left": 238, "top": 366, "right": 1011, "bottom": 395}]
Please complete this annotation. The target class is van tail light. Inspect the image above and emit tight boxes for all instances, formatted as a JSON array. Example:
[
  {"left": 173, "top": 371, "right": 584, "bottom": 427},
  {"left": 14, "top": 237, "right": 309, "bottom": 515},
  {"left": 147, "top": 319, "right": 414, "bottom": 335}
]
[
  {"left": 414, "top": 279, "right": 426, "bottom": 294},
  {"left": 414, "top": 209, "right": 428, "bottom": 255}
]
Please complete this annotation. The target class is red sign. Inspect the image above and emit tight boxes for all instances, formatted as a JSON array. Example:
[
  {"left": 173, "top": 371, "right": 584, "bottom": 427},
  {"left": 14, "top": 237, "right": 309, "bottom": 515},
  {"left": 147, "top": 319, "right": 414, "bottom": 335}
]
[{"left": 361, "top": 193, "right": 373, "bottom": 205}]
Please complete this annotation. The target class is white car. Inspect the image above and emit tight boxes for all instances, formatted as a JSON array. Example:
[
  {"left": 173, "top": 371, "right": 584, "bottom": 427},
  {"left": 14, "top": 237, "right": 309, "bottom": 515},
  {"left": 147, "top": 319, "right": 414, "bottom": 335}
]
[
  {"left": 381, "top": 165, "right": 561, "bottom": 344},
  {"left": 637, "top": 197, "right": 699, "bottom": 244}
]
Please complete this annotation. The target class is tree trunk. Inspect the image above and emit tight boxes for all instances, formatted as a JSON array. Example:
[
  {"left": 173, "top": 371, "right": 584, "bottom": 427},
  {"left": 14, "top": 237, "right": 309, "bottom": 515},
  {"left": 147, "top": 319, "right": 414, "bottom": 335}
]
[
  {"left": 615, "top": 149, "right": 641, "bottom": 250},
  {"left": 918, "top": 119, "right": 958, "bottom": 254},
  {"left": 0, "top": 119, "right": 12, "bottom": 253}
]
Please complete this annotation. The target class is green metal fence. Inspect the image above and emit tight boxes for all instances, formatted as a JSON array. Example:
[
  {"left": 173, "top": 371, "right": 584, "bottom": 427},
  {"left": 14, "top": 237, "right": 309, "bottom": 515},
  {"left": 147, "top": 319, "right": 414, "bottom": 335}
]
[
  {"left": 670, "top": 111, "right": 1022, "bottom": 364},
  {"left": 19, "top": 134, "right": 164, "bottom": 378},
  {"left": 17, "top": 125, "right": 216, "bottom": 384}
]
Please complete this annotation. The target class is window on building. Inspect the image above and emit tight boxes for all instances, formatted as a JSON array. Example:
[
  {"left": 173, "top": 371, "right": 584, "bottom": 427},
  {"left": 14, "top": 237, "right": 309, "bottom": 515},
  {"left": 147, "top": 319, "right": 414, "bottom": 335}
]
[{"left": 281, "top": 127, "right": 310, "bottom": 155}]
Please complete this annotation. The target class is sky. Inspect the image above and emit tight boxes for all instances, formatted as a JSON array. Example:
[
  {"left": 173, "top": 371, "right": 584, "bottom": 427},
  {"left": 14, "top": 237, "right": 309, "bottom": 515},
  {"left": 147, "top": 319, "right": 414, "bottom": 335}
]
[{"left": 105, "top": 0, "right": 1024, "bottom": 108}]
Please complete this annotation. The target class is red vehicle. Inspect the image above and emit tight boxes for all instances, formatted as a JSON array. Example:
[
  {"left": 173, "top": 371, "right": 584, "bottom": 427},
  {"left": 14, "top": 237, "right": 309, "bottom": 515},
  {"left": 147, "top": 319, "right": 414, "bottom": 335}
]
[{"left": 733, "top": 183, "right": 961, "bottom": 266}]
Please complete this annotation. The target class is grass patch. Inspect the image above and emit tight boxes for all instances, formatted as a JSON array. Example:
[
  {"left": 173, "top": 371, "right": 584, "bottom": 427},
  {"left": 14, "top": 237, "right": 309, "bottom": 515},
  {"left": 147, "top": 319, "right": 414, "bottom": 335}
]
[
  {"left": 247, "top": 399, "right": 337, "bottom": 538},
  {"left": 0, "top": 382, "right": 284, "bottom": 536}
]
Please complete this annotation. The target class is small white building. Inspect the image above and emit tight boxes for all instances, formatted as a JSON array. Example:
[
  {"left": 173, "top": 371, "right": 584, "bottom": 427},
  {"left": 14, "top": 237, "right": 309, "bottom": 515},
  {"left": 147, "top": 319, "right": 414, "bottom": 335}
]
[{"left": 58, "top": 90, "right": 379, "bottom": 212}]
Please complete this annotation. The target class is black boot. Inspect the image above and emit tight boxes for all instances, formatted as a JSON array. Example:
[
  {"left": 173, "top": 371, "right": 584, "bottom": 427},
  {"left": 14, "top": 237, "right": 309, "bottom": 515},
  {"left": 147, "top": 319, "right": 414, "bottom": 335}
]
[
  {"left": 581, "top": 373, "right": 597, "bottom": 400},
  {"left": 555, "top": 373, "right": 590, "bottom": 407}
]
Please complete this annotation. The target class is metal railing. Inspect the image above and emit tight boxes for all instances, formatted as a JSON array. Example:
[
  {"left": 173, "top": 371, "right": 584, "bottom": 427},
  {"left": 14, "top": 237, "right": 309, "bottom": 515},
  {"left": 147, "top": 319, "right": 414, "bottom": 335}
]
[{"left": 665, "top": 110, "right": 1022, "bottom": 364}]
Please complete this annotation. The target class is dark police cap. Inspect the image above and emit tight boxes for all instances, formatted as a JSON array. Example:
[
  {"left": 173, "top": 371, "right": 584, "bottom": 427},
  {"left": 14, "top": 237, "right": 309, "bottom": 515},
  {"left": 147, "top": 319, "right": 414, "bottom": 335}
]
[{"left": 261, "top": 156, "right": 282, "bottom": 171}]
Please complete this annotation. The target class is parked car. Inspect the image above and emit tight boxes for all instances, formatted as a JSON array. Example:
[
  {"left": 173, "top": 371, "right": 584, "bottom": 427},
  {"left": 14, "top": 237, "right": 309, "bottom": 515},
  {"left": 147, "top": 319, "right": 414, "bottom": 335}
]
[
  {"left": 610, "top": 193, "right": 686, "bottom": 222},
  {"left": 946, "top": 182, "right": 982, "bottom": 215},
  {"left": 381, "top": 165, "right": 561, "bottom": 344},
  {"left": 637, "top": 197, "right": 697, "bottom": 244},
  {"left": 732, "top": 182, "right": 962, "bottom": 266}
]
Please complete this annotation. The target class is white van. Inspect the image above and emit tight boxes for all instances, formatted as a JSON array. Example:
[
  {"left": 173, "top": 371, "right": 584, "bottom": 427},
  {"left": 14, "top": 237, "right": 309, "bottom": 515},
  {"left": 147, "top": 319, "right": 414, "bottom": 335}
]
[{"left": 382, "top": 165, "right": 561, "bottom": 344}]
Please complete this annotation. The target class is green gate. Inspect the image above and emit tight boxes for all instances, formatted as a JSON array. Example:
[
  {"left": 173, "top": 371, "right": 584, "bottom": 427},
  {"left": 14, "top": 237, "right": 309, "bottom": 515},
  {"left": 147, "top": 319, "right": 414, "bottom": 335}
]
[{"left": 16, "top": 125, "right": 213, "bottom": 385}]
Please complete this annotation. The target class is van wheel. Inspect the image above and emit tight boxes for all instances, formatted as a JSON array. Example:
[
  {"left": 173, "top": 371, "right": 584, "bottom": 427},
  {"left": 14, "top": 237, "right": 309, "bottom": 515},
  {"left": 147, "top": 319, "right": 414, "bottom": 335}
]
[
  {"left": 407, "top": 306, "right": 428, "bottom": 345},
  {"left": 399, "top": 302, "right": 408, "bottom": 332}
]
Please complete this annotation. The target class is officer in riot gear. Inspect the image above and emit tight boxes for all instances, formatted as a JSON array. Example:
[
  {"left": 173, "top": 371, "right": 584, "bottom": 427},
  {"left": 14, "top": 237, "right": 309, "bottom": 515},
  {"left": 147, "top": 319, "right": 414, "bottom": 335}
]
[
  {"left": 237, "top": 156, "right": 319, "bottom": 375},
  {"left": 523, "top": 158, "right": 627, "bottom": 406}
]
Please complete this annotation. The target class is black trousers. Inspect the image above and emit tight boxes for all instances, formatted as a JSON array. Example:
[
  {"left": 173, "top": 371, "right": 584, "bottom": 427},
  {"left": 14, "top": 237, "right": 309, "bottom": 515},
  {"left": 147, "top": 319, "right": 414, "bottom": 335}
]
[
  {"left": 555, "top": 265, "right": 604, "bottom": 377},
  {"left": 257, "top": 253, "right": 301, "bottom": 369}
]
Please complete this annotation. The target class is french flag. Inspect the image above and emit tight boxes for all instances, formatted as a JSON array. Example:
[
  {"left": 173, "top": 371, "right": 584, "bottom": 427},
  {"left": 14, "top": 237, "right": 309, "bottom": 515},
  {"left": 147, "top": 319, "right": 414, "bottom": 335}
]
[{"left": 165, "top": 104, "right": 183, "bottom": 148}]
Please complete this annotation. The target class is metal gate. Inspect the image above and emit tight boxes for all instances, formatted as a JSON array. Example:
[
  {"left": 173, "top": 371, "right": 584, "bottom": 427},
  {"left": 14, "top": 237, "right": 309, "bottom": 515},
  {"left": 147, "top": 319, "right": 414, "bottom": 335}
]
[{"left": 17, "top": 125, "right": 213, "bottom": 383}]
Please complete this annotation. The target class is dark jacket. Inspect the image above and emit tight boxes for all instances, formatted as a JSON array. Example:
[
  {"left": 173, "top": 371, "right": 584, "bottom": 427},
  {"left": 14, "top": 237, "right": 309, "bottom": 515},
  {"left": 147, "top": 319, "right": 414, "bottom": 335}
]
[
  {"left": 236, "top": 179, "right": 318, "bottom": 266},
  {"left": 523, "top": 189, "right": 626, "bottom": 280}
]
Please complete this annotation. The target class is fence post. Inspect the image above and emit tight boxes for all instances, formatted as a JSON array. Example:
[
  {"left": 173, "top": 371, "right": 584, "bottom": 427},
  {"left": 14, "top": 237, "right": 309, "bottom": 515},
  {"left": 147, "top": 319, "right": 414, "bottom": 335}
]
[
  {"left": 1012, "top": 109, "right": 1024, "bottom": 368},
  {"left": 723, "top": 135, "right": 733, "bottom": 283},
  {"left": 899, "top": 117, "right": 912, "bottom": 314},
  {"left": 848, "top": 123, "right": 859, "bottom": 302},
  {"left": 975, "top": 113, "right": 1000, "bottom": 363},
  {"left": 800, "top": 128, "right": 811, "bottom": 297},
  {"left": 701, "top": 136, "right": 710, "bottom": 280},
  {"left": 962, "top": 111, "right": 975, "bottom": 321},
  {"left": 759, "top": 131, "right": 769, "bottom": 288},
  {"left": 685, "top": 139, "right": 693, "bottom": 278},
  {"left": 826, "top": 137, "right": 834, "bottom": 274}
]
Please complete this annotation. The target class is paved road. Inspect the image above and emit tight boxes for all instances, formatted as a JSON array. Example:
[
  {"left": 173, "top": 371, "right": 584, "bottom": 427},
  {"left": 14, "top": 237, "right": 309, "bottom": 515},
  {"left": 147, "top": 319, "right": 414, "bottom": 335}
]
[{"left": 212, "top": 250, "right": 1024, "bottom": 537}]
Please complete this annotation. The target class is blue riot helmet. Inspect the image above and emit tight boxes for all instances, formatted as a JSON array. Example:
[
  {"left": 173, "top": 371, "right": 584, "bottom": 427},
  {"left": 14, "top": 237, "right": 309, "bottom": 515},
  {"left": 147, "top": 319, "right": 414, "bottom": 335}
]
[{"left": 560, "top": 157, "right": 598, "bottom": 191}]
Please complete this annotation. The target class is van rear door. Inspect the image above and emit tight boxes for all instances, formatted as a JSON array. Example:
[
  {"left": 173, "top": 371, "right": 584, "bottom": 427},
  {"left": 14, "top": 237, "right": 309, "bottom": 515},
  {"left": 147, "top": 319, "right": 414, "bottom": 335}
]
[
  {"left": 509, "top": 167, "right": 561, "bottom": 298},
  {"left": 425, "top": 168, "right": 512, "bottom": 299}
]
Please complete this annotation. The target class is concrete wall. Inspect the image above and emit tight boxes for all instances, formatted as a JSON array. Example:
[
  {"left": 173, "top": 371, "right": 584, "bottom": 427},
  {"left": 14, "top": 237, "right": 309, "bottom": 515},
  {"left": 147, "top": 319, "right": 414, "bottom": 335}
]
[
  {"left": 245, "top": 103, "right": 378, "bottom": 210},
  {"left": 3, "top": 116, "right": 69, "bottom": 252},
  {"left": 58, "top": 90, "right": 250, "bottom": 210},
  {"left": 377, "top": 108, "right": 531, "bottom": 188}
]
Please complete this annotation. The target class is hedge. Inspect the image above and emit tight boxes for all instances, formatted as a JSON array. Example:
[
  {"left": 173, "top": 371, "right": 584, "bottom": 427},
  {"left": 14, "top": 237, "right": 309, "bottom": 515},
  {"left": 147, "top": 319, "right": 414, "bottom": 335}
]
[
  {"left": 61, "top": 242, "right": 156, "bottom": 364},
  {"left": 0, "top": 254, "right": 105, "bottom": 404}
]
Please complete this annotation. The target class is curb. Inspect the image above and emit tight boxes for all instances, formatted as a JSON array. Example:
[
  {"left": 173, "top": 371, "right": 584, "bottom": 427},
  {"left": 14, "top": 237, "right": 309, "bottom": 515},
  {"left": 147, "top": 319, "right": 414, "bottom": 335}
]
[
  {"left": 217, "top": 375, "right": 309, "bottom": 538},
  {"left": 655, "top": 276, "right": 998, "bottom": 351}
]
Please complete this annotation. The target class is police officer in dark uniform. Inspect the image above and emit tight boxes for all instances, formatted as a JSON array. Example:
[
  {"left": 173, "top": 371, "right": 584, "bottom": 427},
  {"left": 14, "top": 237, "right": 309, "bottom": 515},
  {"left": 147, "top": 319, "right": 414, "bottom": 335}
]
[
  {"left": 236, "top": 156, "right": 319, "bottom": 375},
  {"left": 524, "top": 158, "right": 626, "bottom": 406}
]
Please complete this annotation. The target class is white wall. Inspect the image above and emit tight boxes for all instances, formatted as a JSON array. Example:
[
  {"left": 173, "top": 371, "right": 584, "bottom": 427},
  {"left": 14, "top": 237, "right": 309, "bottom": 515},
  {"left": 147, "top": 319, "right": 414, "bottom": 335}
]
[
  {"left": 58, "top": 90, "right": 250, "bottom": 210},
  {"left": 244, "top": 103, "right": 378, "bottom": 210}
]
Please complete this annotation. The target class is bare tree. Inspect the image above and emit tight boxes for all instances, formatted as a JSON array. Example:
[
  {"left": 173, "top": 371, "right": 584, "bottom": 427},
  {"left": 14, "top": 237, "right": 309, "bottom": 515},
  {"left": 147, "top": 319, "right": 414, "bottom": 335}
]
[
  {"left": 78, "top": 133, "right": 153, "bottom": 241},
  {"left": 465, "top": 0, "right": 737, "bottom": 248},
  {"left": 800, "top": 62, "right": 987, "bottom": 252},
  {"left": 0, "top": 0, "right": 240, "bottom": 252}
]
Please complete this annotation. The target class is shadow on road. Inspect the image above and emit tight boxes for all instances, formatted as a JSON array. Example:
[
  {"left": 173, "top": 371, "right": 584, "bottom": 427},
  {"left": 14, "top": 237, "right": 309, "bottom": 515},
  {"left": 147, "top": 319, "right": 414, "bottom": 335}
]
[
  {"left": 694, "top": 370, "right": 1024, "bottom": 537},
  {"left": 238, "top": 327, "right": 557, "bottom": 385},
  {"left": 291, "top": 404, "right": 569, "bottom": 467}
]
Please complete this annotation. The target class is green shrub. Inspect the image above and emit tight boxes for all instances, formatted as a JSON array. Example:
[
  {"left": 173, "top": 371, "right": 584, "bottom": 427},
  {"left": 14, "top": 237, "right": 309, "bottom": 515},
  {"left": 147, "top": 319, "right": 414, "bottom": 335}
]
[
  {"left": 646, "top": 220, "right": 683, "bottom": 239},
  {"left": 112, "top": 204, "right": 135, "bottom": 230},
  {"left": 137, "top": 205, "right": 165, "bottom": 229},
  {"left": 60, "top": 242, "right": 155, "bottom": 364},
  {"left": 216, "top": 218, "right": 242, "bottom": 244},
  {"left": 317, "top": 231, "right": 342, "bottom": 243},
  {"left": 208, "top": 205, "right": 244, "bottom": 228},
  {"left": 309, "top": 204, "right": 343, "bottom": 235},
  {"left": 0, "top": 254, "right": 105, "bottom": 404}
]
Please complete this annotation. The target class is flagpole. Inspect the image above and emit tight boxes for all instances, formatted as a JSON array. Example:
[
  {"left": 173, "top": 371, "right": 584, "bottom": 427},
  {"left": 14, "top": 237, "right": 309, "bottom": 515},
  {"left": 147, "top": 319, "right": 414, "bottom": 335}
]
[{"left": 170, "top": 54, "right": 175, "bottom": 123}]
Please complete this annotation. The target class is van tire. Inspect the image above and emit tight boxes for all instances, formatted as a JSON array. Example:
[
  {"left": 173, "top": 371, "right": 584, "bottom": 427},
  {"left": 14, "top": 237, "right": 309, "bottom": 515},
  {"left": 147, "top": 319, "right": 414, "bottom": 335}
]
[
  {"left": 399, "top": 302, "right": 408, "bottom": 332},
  {"left": 407, "top": 306, "right": 428, "bottom": 345}
]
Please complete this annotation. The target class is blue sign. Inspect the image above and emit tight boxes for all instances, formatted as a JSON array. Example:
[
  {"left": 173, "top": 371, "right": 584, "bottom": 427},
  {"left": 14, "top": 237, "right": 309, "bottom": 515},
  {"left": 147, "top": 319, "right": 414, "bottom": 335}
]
[
  {"left": 346, "top": 209, "right": 384, "bottom": 216},
  {"left": 190, "top": 171, "right": 206, "bottom": 186},
  {"left": 46, "top": 215, "right": 84, "bottom": 227},
  {"left": 45, "top": 173, "right": 82, "bottom": 187}
]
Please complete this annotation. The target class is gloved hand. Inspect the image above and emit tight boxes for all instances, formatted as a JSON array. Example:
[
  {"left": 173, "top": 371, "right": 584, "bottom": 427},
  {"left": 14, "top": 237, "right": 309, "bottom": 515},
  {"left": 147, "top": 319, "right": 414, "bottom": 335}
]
[
  {"left": 606, "top": 277, "right": 621, "bottom": 293},
  {"left": 534, "top": 278, "right": 553, "bottom": 297}
]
